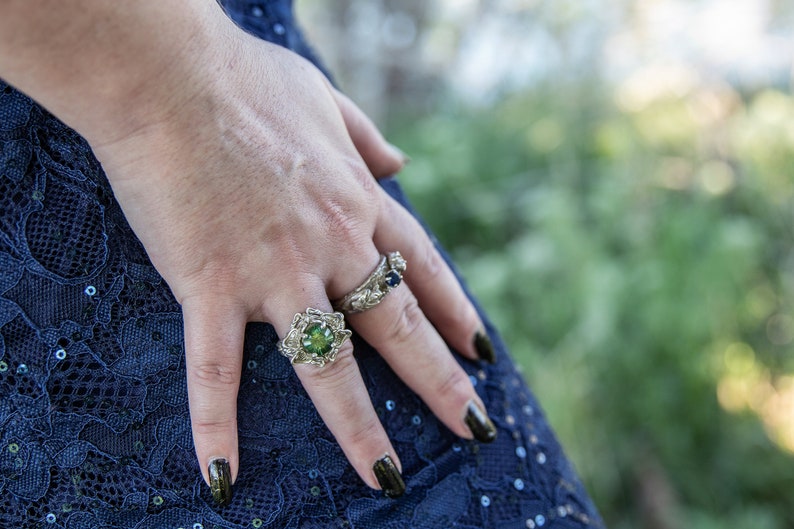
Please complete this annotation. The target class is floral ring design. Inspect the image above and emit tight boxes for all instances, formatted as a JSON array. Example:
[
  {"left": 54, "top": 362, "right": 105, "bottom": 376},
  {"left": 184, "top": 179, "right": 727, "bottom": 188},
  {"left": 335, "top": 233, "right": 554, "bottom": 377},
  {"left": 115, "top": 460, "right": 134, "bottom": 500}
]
[
  {"left": 332, "top": 251, "right": 407, "bottom": 314},
  {"left": 277, "top": 308, "right": 352, "bottom": 367}
]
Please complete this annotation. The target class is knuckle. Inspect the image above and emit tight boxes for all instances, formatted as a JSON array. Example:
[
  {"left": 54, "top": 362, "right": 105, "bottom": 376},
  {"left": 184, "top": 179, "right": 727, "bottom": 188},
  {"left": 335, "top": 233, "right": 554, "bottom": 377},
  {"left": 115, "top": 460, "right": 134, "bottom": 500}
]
[
  {"left": 192, "top": 416, "right": 236, "bottom": 436},
  {"left": 413, "top": 239, "right": 445, "bottom": 283},
  {"left": 190, "top": 361, "right": 240, "bottom": 390},
  {"left": 436, "top": 366, "right": 473, "bottom": 403},
  {"left": 346, "top": 416, "right": 385, "bottom": 448},
  {"left": 385, "top": 295, "right": 425, "bottom": 344},
  {"left": 320, "top": 193, "right": 375, "bottom": 252}
]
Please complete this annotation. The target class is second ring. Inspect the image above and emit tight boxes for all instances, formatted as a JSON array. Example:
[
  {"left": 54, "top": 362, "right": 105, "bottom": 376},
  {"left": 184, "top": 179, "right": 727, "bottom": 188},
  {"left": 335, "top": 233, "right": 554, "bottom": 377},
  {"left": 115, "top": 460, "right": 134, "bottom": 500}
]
[{"left": 333, "top": 251, "right": 407, "bottom": 314}]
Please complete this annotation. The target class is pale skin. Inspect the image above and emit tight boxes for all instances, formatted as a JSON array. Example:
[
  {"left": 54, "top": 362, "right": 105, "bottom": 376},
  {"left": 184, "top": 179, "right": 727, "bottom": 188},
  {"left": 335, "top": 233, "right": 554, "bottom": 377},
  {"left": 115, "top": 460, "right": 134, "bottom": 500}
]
[{"left": 0, "top": 0, "right": 491, "bottom": 493}]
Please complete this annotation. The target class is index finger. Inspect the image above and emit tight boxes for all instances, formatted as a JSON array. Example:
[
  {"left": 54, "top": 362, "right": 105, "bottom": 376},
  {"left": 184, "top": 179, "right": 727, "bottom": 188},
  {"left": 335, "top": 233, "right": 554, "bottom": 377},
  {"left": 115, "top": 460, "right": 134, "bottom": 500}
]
[{"left": 182, "top": 295, "right": 247, "bottom": 506}]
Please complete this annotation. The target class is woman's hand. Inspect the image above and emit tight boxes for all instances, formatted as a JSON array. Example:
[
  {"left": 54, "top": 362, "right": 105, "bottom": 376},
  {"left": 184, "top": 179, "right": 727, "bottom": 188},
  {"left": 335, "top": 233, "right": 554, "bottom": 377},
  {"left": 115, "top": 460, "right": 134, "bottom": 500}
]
[{"left": 0, "top": 0, "right": 497, "bottom": 503}]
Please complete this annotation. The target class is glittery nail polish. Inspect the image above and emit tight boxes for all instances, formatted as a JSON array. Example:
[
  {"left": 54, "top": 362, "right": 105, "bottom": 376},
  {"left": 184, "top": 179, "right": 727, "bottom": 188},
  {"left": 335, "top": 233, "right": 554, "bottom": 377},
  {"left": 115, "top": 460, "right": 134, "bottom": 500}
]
[
  {"left": 465, "top": 400, "right": 497, "bottom": 443},
  {"left": 208, "top": 458, "right": 232, "bottom": 506},
  {"left": 373, "top": 455, "right": 405, "bottom": 498},
  {"left": 474, "top": 330, "right": 496, "bottom": 364}
]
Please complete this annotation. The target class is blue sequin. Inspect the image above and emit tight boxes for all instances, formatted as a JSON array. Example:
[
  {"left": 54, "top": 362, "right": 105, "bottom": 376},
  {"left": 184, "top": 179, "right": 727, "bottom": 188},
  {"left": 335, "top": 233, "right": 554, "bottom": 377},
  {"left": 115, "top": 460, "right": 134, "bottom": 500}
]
[
  {"left": 516, "top": 446, "right": 527, "bottom": 458},
  {"left": 480, "top": 495, "right": 490, "bottom": 507},
  {"left": 514, "top": 478, "right": 525, "bottom": 490},
  {"left": 386, "top": 400, "right": 396, "bottom": 411}
]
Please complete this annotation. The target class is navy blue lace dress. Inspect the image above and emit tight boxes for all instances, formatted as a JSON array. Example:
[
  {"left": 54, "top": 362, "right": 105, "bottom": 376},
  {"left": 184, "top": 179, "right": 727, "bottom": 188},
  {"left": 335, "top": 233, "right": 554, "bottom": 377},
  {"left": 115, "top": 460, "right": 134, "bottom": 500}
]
[{"left": 0, "top": 1, "right": 604, "bottom": 527}]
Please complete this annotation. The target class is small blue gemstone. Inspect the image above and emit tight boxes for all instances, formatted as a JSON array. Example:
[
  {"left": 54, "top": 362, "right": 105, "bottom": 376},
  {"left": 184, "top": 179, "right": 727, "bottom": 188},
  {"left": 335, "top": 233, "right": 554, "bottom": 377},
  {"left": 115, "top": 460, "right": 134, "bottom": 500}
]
[{"left": 384, "top": 271, "right": 401, "bottom": 287}]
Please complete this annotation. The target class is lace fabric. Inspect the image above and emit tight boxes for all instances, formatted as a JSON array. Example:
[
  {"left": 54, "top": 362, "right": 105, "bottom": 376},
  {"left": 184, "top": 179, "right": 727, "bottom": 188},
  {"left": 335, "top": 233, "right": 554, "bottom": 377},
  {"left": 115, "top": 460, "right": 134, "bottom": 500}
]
[{"left": 0, "top": 1, "right": 604, "bottom": 527}]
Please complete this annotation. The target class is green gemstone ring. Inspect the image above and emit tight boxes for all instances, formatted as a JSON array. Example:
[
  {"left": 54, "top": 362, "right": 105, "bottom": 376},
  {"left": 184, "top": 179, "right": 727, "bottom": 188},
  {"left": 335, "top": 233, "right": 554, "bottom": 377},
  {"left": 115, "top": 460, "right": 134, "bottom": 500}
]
[{"left": 277, "top": 308, "right": 352, "bottom": 367}]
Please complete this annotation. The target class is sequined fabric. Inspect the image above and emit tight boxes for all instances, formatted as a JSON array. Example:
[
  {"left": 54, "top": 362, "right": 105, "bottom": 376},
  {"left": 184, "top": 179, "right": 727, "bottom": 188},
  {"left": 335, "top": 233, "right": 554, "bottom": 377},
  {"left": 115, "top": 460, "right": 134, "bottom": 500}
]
[{"left": 0, "top": 1, "right": 604, "bottom": 527}]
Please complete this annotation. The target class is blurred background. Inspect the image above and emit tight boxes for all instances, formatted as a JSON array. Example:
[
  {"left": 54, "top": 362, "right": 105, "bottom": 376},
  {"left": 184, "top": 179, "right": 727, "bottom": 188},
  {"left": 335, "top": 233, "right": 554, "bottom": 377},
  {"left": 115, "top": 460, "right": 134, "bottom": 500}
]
[{"left": 297, "top": 1, "right": 794, "bottom": 527}]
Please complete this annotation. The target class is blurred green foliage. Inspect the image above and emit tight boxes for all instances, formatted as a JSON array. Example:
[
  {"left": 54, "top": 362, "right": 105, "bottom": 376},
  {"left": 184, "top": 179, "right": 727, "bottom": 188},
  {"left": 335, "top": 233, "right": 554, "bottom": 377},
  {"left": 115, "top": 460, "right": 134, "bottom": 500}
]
[{"left": 388, "top": 79, "right": 794, "bottom": 528}]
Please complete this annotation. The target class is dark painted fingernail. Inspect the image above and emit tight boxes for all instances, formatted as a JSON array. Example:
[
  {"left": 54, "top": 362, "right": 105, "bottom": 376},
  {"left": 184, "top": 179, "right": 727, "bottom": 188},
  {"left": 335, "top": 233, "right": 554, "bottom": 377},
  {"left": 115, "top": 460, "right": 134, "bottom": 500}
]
[
  {"left": 465, "top": 400, "right": 497, "bottom": 443},
  {"left": 389, "top": 143, "right": 411, "bottom": 165},
  {"left": 208, "top": 458, "right": 232, "bottom": 506},
  {"left": 474, "top": 329, "right": 496, "bottom": 364},
  {"left": 373, "top": 455, "right": 405, "bottom": 498}
]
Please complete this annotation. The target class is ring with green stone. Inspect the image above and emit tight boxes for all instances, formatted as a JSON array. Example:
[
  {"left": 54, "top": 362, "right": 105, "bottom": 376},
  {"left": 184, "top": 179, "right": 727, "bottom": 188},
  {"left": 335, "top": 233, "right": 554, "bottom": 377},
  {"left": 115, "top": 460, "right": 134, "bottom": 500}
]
[{"left": 277, "top": 308, "right": 352, "bottom": 367}]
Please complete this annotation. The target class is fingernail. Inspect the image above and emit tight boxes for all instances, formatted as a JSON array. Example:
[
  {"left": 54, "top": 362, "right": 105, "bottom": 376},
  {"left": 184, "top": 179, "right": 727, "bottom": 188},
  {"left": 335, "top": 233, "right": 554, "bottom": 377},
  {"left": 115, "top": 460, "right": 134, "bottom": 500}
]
[
  {"left": 208, "top": 458, "right": 232, "bottom": 506},
  {"left": 465, "top": 400, "right": 497, "bottom": 443},
  {"left": 474, "top": 329, "right": 496, "bottom": 364},
  {"left": 389, "top": 143, "right": 411, "bottom": 165},
  {"left": 373, "top": 455, "right": 405, "bottom": 498}
]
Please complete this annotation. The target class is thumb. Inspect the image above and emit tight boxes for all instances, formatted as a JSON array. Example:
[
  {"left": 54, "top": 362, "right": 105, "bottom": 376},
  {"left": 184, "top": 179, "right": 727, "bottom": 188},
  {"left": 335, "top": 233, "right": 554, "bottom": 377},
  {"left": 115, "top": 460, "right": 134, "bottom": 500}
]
[{"left": 332, "top": 88, "right": 408, "bottom": 179}]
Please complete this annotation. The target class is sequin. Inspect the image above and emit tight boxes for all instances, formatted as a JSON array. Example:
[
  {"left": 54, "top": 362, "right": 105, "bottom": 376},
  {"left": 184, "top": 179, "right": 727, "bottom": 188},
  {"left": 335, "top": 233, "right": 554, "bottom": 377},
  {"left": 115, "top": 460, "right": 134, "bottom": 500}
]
[
  {"left": 84, "top": 285, "right": 96, "bottom": 296},
  {"left": 537, "top": 452, "right": 547, "bottom": 464},
  {"left": 514, "top": 478, "right": 525, "bottom": 491},
  {"left": 452, "top": 443, "right": 462, "bottom": 452},
  {"left": 523, "top": 405, "right": 534, "bottom": 415},
  {"left": 193, "top": 524, "right": 203, "bottom": 529},
  {"left": 535, "top": 514, "right": 546, "bottom": 526},
  {"left": 480, "top": 495, "right": 490, "bottom": 507},
  {"left": 152, "top": 495, "right": 163, "bottom": 505},
  {"left": 16, "top": 364, "right": 28, "bottom": 374},
  {"left": 506, "top": 414, "right": 515, "bottom": 425},
  {"left": 310, "top": 485, "right": 321, "bottom": 496},
  {"left": 134, "top": 441, "right": 144, "bottom": 451},
  {"left": 252, "top": 519, "right": 263, "bottom": 528},
  {"left": 245, "top": 498, "right": 254, "bottom": 509},
  {"left": 469, "top": 375, "right": 478, "bottom": 387},
  {"left": 0, "top": 361, "right": 7, "bottom": 372},
  {"left": 273, "top": 23, "right": 286, "bottom": 35},
  {"left": 516, "top": 446, "right": 527, "bottom": 458},
  {"left": 54, "top": 348, "right": 66, "bottom": 360},
  {"left": 308, "top": 469, "right": 319, "bottom": 479},
  {"left": 385, "top": 400, "right": 395, "bottom": 411},
  {"left": 247, "top": 360, "right": 258, "bottom": 370},
  {"left": 45, "top": 513, "right": 56, "bottom": 523},
  {"left": 477, "top": 370, "right": 486, "bottom": 380},
  {"left": 254, "top": 344, "right": 265, "bottom": 354},
  {"left": 251, "top": 6, "right": 264, "bottom": 17},
  {"left": 411, "top": 415, "right": 422, "bottom": 425},
  {"left": 526, "top": 520, "right": 536, "bottom": 529},
  {"left": 557, "top": 505, "right": 568, "bottom": 517}
]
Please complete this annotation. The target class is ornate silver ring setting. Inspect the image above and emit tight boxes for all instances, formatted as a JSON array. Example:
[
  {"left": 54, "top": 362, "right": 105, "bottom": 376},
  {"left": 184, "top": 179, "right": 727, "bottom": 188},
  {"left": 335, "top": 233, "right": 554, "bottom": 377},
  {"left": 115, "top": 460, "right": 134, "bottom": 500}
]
[
  {"left": 333, "top": 251, "right": 407, "bottom": 314},
  {"left": 278, "top": 308, "right": 352, "bottom": 367}
]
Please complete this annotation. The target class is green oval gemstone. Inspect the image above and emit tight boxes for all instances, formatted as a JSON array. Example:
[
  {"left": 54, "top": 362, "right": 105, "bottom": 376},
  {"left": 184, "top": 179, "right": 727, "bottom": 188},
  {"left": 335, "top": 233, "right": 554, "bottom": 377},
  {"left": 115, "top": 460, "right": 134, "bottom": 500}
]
[{"left": 302, "top": 324, "right": 334, "bottom": 356}]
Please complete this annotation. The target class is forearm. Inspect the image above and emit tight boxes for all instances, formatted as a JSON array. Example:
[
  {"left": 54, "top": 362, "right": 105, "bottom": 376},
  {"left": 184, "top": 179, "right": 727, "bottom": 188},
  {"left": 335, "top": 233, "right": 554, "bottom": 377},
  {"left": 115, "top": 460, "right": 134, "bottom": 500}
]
[{"left": 0, "top": 0, "right": 231, "bottom": 144}]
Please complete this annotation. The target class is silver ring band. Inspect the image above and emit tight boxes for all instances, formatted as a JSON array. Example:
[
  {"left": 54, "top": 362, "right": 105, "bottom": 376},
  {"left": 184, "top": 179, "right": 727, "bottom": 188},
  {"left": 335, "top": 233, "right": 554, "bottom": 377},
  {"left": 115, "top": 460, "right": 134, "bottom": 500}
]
[{"left": 332, "top": 251, "right": 407, "bottom": 314}]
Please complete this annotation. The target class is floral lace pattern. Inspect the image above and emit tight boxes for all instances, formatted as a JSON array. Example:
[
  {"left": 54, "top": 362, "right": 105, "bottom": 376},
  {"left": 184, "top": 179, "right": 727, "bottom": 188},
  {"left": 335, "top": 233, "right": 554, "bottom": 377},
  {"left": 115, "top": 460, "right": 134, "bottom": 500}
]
[{"left": 0, "top": 1, "right": 604, "bottom": 527}]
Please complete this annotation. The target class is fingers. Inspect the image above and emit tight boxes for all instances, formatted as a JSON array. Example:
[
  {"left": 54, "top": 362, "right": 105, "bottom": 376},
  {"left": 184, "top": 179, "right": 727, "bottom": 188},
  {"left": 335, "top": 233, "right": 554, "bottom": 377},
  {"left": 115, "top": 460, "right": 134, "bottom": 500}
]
[
  {"left": 344, "top": 283, "right": 496, "bottom": 444},
  {"left": 182, "top": 295, "right": 247, "bottom": 507},
  {"left": 332, "top": 88, "right": 408, "bottom": 179},
  {"left": 265, "top": 283, "right": 406, "bottom": 497},
  {"left": 373, "top": 192, "right": 495, "bottom": 364}
]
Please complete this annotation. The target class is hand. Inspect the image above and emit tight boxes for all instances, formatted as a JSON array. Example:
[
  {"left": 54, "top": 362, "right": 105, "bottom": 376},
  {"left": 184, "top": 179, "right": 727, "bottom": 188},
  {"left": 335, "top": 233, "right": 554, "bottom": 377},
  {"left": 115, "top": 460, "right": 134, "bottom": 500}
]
[{"left": 81, "top": 14, "right": 497, "bottom": 502}]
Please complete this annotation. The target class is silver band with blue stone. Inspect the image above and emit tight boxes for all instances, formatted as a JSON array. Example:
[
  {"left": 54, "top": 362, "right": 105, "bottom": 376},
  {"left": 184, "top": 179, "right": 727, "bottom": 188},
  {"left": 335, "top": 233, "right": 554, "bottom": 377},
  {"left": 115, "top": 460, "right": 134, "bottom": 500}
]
[
  {"left": 278, "top": 308, "right": 352, "bottom": 367},
  {"left": 332, "top": 251, "right": 407, "bottom": 314}
]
